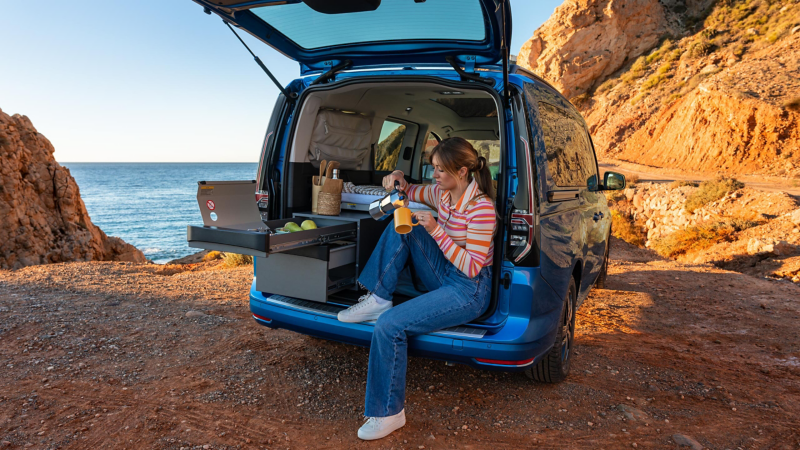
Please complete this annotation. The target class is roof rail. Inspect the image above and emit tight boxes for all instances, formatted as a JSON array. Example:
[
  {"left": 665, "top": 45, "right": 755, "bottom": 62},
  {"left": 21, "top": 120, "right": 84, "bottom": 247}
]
[{"left": 509, "top": 64, "right": 560, "bottom": 93}]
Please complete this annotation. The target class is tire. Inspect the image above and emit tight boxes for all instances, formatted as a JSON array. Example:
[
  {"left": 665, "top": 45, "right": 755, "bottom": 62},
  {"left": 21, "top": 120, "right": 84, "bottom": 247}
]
[
  {"left": 595, "top": 231, "right": 611, "bottom": 289},
  {"left": 525, "top": 277, "right": 577, "bottom": 383}
]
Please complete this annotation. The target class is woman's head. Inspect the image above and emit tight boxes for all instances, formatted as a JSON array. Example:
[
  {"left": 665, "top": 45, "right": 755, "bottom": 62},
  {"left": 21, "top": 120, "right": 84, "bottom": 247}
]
[{"left": 428, "top": 137, "right": 495, "bottom": 200}]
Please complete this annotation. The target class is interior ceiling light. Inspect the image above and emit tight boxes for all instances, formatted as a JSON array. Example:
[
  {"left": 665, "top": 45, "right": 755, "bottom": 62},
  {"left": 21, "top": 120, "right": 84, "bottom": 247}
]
[{"left": 439, "top": 91, "right": 464, "bottom": 95}]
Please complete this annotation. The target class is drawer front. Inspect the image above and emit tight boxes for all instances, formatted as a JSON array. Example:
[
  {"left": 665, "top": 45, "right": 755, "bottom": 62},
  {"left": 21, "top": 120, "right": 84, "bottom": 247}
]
[
  {"left": 255, "top": 244, "right": 357, "bottom": 302},
  {"left": 187, "top": 218, "right": 356, "bottom": 257}
]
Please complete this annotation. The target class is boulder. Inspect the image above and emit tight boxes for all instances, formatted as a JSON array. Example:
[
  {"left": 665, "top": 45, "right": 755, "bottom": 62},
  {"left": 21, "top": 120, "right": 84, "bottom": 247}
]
[
  {"left": 790, "top": 209, "right": 800, "bottom": 227},
  {"left": 0, "top": 109, "right": 145, "bottom": 269},
  {"left": 672, "top": 433, "right": 703, "bottom": 449}
]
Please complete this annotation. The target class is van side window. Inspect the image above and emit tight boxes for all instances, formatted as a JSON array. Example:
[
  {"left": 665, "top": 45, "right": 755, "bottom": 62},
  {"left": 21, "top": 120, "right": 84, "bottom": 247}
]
[
  {"left": 375, "top": 120, "right": 407, "bottom": 171},
  {"left": 466, "top": 139, "right": 501, "bottom": 181},
  {"left": 420, "top": 132, "right": 440, "bottom": 183},
  {"left": 537, "top": 102, "right": 596, "bottom": 187}
]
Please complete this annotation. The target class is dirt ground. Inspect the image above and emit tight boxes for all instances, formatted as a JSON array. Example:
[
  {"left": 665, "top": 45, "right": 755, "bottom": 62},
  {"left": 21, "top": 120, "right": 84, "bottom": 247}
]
[{"left": 1, "top": 238, "right": 799, "bottom": 450}]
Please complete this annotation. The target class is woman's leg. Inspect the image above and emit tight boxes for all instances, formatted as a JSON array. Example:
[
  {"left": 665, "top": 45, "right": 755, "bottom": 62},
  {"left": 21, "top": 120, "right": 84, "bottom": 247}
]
[
  {"left": 357, "top": 224, "right": 451, "bottom": 301},
  {"left": 364, "top": 266, "right": 492, "bottom": 417}
]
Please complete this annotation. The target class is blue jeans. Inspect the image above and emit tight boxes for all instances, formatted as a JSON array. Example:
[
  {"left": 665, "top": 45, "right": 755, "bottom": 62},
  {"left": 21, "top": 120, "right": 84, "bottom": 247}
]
[{"left": 357, "top": 224, "right": 492, "bottom": 417}]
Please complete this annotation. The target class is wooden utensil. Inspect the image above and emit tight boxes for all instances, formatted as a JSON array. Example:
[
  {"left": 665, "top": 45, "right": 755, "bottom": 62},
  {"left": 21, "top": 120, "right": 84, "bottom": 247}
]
[
  {"left": 314, "top": 159, "right": 328, "bottom": 186},
  {"left": 312, "top": 159, "right": 328, "bottom": 213}
]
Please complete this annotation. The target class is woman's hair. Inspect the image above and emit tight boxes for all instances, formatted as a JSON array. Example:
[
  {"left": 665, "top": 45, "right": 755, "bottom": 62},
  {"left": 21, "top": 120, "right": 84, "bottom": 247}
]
[{"left": 428, "top": 137, "right": 496, "bottom": 200}]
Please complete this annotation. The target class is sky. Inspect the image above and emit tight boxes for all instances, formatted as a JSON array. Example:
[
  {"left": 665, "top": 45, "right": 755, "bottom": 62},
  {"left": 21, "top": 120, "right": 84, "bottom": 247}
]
[{"left": 0, "top": 0, "right": 563, "bottom": 162}]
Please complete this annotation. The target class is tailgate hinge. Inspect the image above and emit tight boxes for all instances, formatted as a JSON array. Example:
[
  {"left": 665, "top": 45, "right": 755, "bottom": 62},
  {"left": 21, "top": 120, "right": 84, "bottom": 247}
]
[{"left": 464, "top": 55, "right": 476, "bottom": 73}]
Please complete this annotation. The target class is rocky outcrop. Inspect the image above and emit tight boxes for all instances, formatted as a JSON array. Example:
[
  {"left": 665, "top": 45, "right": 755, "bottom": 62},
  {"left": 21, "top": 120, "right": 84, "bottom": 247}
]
[
  {"left": 519, "top": 0, "right": 714, "bottom": 98},
  {"left": 611, "top": 182, "right": 800, "bottom": 282},
  {"left": 587, "top": 31, "right": 800, "bottom": 177},
  {"left": 0, "top": 109, "right": 146, "bottom": 269},
  {"left": 520, "top": 0, "right": 800, "bottom": 179}
]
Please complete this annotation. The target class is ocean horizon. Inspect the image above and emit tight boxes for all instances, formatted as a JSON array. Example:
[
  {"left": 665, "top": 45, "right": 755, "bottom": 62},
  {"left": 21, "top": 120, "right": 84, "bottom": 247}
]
[{"left": 64, "top": 162, "right": 259, "bottom": 264}]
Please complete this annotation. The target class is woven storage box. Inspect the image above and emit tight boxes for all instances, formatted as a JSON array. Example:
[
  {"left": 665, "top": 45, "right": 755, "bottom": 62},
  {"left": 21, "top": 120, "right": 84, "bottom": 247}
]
[{"left": 317, "top": 192, "right": 341, "bottom": 216}]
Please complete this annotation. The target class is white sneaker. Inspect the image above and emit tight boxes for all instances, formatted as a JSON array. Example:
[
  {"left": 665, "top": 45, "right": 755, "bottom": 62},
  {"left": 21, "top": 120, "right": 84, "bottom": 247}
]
[
  {"left": 337, "top": 293, "right": 392, "bottom": 323},
  {"left": 358, "top": 409, "right": 406, "bottom": 440}
]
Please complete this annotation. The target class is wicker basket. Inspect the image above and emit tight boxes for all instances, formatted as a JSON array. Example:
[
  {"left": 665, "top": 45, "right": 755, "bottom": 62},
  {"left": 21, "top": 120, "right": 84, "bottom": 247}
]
[{"left": 317, "top": 192, "right": 341, "bottom": 216}]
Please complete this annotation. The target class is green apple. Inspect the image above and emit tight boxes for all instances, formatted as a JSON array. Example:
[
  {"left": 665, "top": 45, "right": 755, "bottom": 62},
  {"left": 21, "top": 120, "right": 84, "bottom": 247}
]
[{"left": 301, "top": 220, "right": 318, "bottom": 230}]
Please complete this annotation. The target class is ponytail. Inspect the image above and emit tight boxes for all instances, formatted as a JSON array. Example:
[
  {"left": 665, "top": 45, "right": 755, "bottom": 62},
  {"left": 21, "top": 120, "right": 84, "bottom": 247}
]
[{"left": 472, "top": 155, "right": 496, "bottom": 201}]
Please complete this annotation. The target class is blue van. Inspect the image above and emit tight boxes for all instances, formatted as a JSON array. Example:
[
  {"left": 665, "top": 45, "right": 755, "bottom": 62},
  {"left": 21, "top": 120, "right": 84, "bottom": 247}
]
[{"left": 187, "top": 0, "right": 626, "bottom": 383}]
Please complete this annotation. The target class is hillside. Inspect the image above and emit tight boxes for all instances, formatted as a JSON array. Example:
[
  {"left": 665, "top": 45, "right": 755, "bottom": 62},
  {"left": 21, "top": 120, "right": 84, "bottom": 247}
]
[
  {"left": 0, "top": 109, "right": 145, "bottom": 269},
  {"left": 520, "top": 0, "right": 800, "bottom": 179}
]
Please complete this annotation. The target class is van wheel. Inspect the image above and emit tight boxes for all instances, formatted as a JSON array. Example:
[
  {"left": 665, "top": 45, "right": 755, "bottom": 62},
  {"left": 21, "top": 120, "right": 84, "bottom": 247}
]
[
  {"left": 595, "top": 231, "right": 611, "bottom": 289},
  {"left": 525, "top": 277, "right": 576, "bottom": 383}
]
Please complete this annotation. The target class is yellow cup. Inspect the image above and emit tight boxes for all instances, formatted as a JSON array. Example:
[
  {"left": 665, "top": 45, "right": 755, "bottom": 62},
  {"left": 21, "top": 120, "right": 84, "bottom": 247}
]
[{"left": 393, "top": 207, "right": 419, "bottom": 234}]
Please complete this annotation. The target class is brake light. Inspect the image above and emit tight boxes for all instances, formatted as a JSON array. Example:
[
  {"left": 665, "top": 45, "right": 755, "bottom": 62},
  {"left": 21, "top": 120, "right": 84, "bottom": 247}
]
[
  {"left": 509, "top": 136, "right": 535, "bottom": 263},
  {"left": 252, "top": 313, "right": 272, "bottom": 323},
  {"left": 475, "top": 357, "right": 536, "bottom": 366}
]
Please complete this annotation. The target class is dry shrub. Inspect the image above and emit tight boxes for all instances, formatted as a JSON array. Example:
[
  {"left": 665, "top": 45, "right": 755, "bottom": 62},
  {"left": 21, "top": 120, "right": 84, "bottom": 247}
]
[
  {"left": 611, "top": 209, "right": 646, "bottom": 247},
  {"left": 596, "top": 78, "right": 619, "bottom": 94},
  {"left": 641, "top": 63, "right": 672, "bottom": 91},
  {"left": 203, "top": 250, "right": 222, "bottom": 262},
  {"left": 627, "top": 174, "right": 640, "bottom": 185},
  {"left": 570, "top": 93, "right": 591, "bottom": 108},
  {"left": 622, "top": 56, "right": 649, "bottom": 84},
  {"left": 630, "top": 93, "right": 647, "bottom": 106},
  {"left": 685, "top": 176, "right": 745, "bottom": 213},
  {"left": 221, "top": 252, "right": 253, "bottom": 268},
  {"left": 785, "top": 97, "right": 800, "bottom": 111},
  {"left": 606, "top": 189, "right": 627, "bottom": 206},
  {"left": 669, "top": 180, "right": 699, "bottom": 189},
  {"left": 650, "top": 218, "right": 757, "bottom": 258}
]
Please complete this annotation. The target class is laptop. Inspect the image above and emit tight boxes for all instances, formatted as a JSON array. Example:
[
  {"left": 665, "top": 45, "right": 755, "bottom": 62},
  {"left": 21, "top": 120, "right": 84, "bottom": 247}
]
[{"left": 195, "top": 180, "right": 266, "bottom": 230}]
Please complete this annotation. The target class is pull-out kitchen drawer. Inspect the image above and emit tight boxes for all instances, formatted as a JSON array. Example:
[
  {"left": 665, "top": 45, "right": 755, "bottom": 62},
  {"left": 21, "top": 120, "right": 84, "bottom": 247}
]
[
  {"left": 255, "top": 242, "right": 357, "bottom": 303},
  {"left": 187, "top": 217, "right": 357, "bottom": 258}
]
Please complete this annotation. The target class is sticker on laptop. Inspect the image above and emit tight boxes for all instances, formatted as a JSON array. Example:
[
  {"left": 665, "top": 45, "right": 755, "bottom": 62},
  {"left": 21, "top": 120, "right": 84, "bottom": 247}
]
[
  {"left": 210, "top": 212, "right": 218, "bottom": 221},
  {"left": 200, "top": 186, "right": 214, "bottom": 196},
  {"left": 206, "top": 200, "right": 216, "bottom": 211}
]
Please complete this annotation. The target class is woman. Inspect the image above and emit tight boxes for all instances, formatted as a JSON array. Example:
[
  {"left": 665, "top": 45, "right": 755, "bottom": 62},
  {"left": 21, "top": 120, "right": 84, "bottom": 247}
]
[{"left": 337, "top": 137, "right": 498, "bottom": 440}]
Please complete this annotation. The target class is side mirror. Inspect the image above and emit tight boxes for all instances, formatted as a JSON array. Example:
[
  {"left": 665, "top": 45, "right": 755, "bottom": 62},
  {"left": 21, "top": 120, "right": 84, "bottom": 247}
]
[{"left": 603, "top": 171, "right": 626, "bottom": 190}]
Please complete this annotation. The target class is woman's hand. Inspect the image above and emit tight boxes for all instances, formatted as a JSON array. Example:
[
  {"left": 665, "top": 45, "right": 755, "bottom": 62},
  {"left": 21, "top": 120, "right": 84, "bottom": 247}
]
[
  {"left": 382, "top": 170, "right": 405, "bottom": 192},
  {"left": 412, "top": 211, "right": 437, "bottom": 233}
]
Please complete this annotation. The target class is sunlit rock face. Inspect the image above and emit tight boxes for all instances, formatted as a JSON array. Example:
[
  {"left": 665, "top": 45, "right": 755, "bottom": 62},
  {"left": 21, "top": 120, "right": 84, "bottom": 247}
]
[
  {"left": 0, "top": 109, "right": 145, "bottom": 269},
  {"left": 518, "top": 0, "right": 713, "bottom": 98}
]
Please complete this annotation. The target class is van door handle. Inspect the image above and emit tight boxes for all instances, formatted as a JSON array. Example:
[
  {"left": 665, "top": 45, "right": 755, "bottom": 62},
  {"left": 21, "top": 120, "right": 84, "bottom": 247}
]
[{"left": 593, "top": 212, "right": 604, "bottom": 222}]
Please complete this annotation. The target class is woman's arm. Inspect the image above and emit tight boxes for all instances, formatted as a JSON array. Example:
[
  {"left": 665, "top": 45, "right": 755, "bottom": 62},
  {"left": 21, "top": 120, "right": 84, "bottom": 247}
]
[
  {"left": 383, "top": 171, "right": 440, "bottom": 210},
  {"left": 429, "top": 202, "right": 497, "bottom": 278}
]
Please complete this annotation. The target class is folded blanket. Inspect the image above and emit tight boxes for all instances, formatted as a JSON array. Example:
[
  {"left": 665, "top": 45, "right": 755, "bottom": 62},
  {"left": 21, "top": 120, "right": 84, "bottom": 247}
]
[{"left": 342, "top": 182, "right": 388, "bottom": 196}]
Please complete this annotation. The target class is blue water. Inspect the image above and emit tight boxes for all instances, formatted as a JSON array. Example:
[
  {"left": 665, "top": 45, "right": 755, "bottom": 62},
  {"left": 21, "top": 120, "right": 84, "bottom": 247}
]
[{"left": 64, "top": 163, "right": 259, "bottom": 264}]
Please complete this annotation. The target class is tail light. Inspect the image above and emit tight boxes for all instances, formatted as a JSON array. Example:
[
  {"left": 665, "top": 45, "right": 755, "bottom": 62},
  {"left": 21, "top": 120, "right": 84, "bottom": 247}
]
[
  {"left": 508, "top": 136, "right": 535, "bottom": 263},
  {"left": 255, "top": 190, "right": 269, "bottom": 221}
]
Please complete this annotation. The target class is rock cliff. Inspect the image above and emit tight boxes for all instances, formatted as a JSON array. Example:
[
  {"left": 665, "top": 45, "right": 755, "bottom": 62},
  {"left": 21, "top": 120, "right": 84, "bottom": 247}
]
[
  {"left": 519, "top": 0, "right": 715, "bottom": 98},
  {"left": 0, "top": 109, "right": 146, "bottom": 269},
  {"left": 520, "top": 0, "right": 800, "bottom": 178}
]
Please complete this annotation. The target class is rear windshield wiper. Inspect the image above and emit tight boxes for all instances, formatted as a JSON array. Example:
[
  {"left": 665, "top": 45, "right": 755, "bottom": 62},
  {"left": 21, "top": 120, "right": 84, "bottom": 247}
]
[{"left": 224, "top": 21, "right": 297, "bottom": 99}]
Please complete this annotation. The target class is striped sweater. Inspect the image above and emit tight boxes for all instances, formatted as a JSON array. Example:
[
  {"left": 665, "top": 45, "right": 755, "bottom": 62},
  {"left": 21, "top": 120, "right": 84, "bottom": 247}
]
[{"left": 401, "top": 179, "right": 497, "bottom": 278}]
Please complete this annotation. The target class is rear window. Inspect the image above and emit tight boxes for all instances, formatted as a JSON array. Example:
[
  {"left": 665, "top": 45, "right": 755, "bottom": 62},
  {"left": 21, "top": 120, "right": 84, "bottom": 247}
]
[
  {"left": 537, "top": 102, "right": 596, "bottom": 187},
  {"left": 251, "top": 0, "right": 487, "bottom": 50}
]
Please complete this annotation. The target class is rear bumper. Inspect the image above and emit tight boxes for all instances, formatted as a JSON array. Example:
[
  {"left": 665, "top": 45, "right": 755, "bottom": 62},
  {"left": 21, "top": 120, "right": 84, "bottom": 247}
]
[{"left": 249, "top": 284, "right": 558, "bottom": 372}]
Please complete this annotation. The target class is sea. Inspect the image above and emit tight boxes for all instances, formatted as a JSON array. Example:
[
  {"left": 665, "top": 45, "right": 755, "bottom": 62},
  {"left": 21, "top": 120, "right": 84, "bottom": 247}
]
[{"left": 64, "top": 163, "right": 259, "bottom": 264}]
